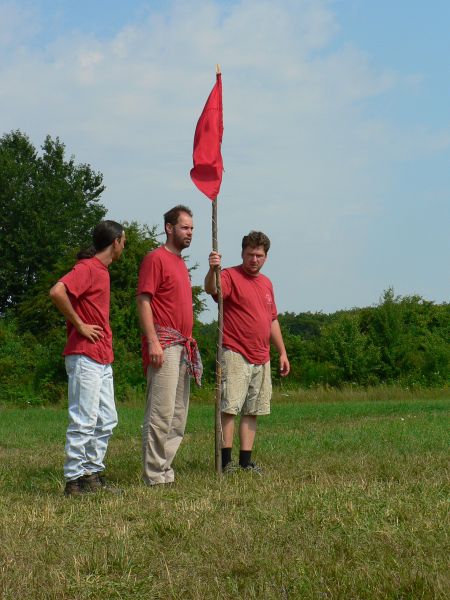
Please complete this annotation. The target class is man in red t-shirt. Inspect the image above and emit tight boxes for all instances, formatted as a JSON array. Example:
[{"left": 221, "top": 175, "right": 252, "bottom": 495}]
[
  {"left": 137, "top": 205, "right": 201, "bottom": 486},
  {"left": 205, "top": 230, "right": 290, "bottom": 473},
  {"left": 50, "top": 220, "right": 126, "bottom": 496}
]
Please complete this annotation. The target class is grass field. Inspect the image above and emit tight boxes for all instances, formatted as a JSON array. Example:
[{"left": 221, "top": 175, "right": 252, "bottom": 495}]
[{"left": 1, "top": 391, "right": 449, "bottom": 599}]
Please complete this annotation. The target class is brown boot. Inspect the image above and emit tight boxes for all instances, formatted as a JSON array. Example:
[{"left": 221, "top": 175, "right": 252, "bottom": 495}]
[
  {"left": 64, "top": 477, "right": 89, "bottom": 497},
  {"left": 96, "top": 473, "right": 123, "bottom": 495},
  {"left": 80, "top": 473, "right": 102, "bottom": 492}
]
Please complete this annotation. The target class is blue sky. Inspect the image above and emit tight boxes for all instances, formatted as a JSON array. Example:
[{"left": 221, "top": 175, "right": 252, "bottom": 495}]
[{"left": 1, "top": 0, "right": 449, "bottom": 320}]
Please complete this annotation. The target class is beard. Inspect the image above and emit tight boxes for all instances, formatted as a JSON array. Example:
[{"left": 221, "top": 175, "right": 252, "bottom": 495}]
[{"left": 173, "top": 233, "right": 192, "bottom": 250}]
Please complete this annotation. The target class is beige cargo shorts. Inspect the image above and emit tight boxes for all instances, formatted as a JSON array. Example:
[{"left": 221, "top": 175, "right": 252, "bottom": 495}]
[{"left": 221, "top": 348, "right": 272, "bottom": 416}]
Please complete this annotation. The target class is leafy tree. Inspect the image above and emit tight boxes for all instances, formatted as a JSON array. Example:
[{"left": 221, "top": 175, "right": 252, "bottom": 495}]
[
  {"left": 319, "top": 313, "right": 381, "bottom": 385},
  {"left": 0, "top": 130, "right": 106, "bottom": 312},
  {"left": 0, "top": 317, "right": 66, "bottom": 405},
  {"left": 279, "top": 311, "right": 330, "bottom": 339},
  {"left": 360, "top": 289, "right": 450, "bottom": 385},
  {"left": 270, "top": 324, "right": 307, "bottom": 386}
]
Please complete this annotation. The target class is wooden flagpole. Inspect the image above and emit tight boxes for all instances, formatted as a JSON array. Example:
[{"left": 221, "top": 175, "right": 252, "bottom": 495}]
[{"left": 213, "top": 64, "right": 223, "bottom": 475}]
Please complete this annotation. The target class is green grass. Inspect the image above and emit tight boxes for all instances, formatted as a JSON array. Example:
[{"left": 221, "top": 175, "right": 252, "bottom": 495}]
[{"left": 0, "top": 394, "right": 449, "bottom": 599}]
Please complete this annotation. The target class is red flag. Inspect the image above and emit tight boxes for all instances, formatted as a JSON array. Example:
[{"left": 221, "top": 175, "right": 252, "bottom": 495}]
[{"left": 190, "top": 73, "right": 223, "bottom": 201}]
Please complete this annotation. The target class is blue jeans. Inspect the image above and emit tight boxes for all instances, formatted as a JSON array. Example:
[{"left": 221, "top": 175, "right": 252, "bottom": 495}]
[{"left": 64, "top": 354, "right": 118, "bottom": 481}]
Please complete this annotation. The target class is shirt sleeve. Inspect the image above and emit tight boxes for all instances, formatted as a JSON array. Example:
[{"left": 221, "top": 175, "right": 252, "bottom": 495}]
[
  {"left": 270, "top": 283, "right": 278, "bottom": 320},
  {"left": 220, "top": 269, "right": 232, "bottom": 299},
  {"left": 212, "top": 268, "right": 232, "bottom": 303},
  {"left": 271, "top": 300, "right": 278, "bottom": 320},
  {"left": 137, "top": 252, "right": 161, "bottom": 298},
  {"left": 59, "top": 262, "right": 92, "bottom": 299}
]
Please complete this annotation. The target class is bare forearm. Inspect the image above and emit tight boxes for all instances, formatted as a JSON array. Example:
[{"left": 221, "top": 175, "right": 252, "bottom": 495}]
[
  {"left": 270, "top": 319, "right": 290, "bottom": 376},
  {"left": 270, "top": 320, "right": 286, "bottom": 355},
  {"left": 49, "top": 282, "right": 104, "bottom": 342},
  {"left": 49, "top": 283, "right": 83, "bottom": 330},
  {"left": 136, "top": 294, "right": 164, "bottom": 367},
  {"left": 204, "top": 251, "right": 221, "bottom": 295},
  {"left": 136, "top": 295, "right": 158, "bottom": 341},
  {"left": 204, "top": 267, "right": 218, "bottom": 295}
]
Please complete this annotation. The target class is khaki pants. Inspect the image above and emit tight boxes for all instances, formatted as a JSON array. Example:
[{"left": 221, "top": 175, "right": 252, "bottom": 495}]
[{"left": 142, "top": 345, "right": 190, "bottom": 485}]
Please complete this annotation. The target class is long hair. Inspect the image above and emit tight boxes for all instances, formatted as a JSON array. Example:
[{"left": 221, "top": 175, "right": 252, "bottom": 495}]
[{"left": 77, "top": 220, "right": 124, "bottom": 259}]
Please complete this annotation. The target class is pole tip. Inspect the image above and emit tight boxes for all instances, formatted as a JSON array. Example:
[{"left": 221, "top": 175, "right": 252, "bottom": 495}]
[{"left": 216, "top": 63, "right": 221, "bottom": 74}]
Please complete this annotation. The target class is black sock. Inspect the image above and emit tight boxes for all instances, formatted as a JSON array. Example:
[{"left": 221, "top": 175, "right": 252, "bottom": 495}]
[
  {"left": 222, "top": 447, "right": 232, "bottom": 468},
  {"left": 239, "top": 450, "right": 252, "bottom": 468}
]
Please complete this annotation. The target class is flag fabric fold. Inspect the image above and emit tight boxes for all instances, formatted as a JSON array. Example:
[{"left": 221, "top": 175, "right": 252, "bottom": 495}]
[{"left": 190, "top": 73, "right": 223, "bottom": 201}]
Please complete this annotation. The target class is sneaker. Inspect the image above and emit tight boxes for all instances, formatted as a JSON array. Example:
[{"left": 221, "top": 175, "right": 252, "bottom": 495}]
[
  {"left": 240, "top": 461, "right": 263, "bottom": 475},
  {"left": 64, "top": 477, "right": 90, "bottom": 497},
  {"left": 222, "top": 460, "right": 240, "bottom": 474}
]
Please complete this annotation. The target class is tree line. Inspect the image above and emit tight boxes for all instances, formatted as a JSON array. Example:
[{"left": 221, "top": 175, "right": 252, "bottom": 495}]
[{"left": 1, "top": 131, "right": 449, "bottom": 405}]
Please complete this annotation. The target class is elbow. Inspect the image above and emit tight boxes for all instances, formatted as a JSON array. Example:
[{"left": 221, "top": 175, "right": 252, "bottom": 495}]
[
  {"left": 204, "top": 279, "right": 216, "bottom": 295},
  {"left": 136, "top": 294, "right": 146, "bottom": 306},
  {"left": 49, "top": 283, "right": 61, "bottom": 302},
  {"left": 136, "top": 293, "right": 151, "bottom": 313}
]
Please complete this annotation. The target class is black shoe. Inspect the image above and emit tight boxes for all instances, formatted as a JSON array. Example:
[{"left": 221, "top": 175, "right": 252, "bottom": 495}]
[
  {"left": 222, "top": 460, "right": 240, "bottom": 474},
  {"left": 240, "top": 462, "right": 263, "bottom": 475}
]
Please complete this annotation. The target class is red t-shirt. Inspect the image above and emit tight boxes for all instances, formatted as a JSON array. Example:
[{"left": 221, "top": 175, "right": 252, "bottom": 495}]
[
  {"left": 59, "top": 257, "right": 113, "bottom": 364},
  {"left": 137, "top": 246, "right": 193, "bottom": 371},
  {"left": 218, "top": 265, "right": 278, "bottom": 364}
]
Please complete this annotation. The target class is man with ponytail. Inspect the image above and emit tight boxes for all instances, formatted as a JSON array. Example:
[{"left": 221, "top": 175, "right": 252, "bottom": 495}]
[{"left": 50, "top": 220, "right": 126, "bottom": 496}]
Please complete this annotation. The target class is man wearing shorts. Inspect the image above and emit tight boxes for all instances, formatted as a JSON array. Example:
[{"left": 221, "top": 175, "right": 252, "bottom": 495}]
[
  {"left": 50, "top": 220, "right": 126, "bottom": 496},
  {"left": 137, "top": 205, "right": 201, "bottom": 486},
  {"left": 205, "top": 230, "right": 290, "bottom": 473}
]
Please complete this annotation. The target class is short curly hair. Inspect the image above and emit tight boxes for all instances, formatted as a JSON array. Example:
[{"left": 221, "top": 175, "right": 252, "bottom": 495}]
[{"left": 241, "top": 231, "right": 271, "bottom": 254}]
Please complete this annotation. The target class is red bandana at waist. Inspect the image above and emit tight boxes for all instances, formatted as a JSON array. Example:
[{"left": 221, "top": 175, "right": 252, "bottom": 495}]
[{"left": 155, "top": 324, "right": 203, "bottom": 386}]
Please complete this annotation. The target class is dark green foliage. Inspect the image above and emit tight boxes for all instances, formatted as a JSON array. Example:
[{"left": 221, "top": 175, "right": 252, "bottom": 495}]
[
  {"left": 270, "top": 324, "right": 307, "bottom": 385},
  {"left": 0, "top": 130, "right": 106, "bottom": 312},
  {"left": 2, "top": 279, "right": 449, "bottom": 404},
  {"left": 278, "top": 310, "right": 329, "bottom": 339},
  {"left": 196, "top": 292, "right": 449, "bottom": 390},
  {"left": 277, "top": 289, "right": 450, "bottom": 388},
  {"left": 318, "top": 313, "right": 381, "bottom": 385},
  {"left": 0, "top": 318, "right": 66, "bottom": 405},
  {"left": 359, "top": 288, "right": 450, "bottom": 386},
  {"left": 15, "top": 250, "right": 78, "bottom": 335}
]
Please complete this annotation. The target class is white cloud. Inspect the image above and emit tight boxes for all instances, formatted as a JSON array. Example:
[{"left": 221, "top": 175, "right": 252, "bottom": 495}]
[
  {"left": 0, "top": 2, "right": 38, "bottom": 49},
  {"left": 1, "top": 0, "right": 449, "bottom": 316}
]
